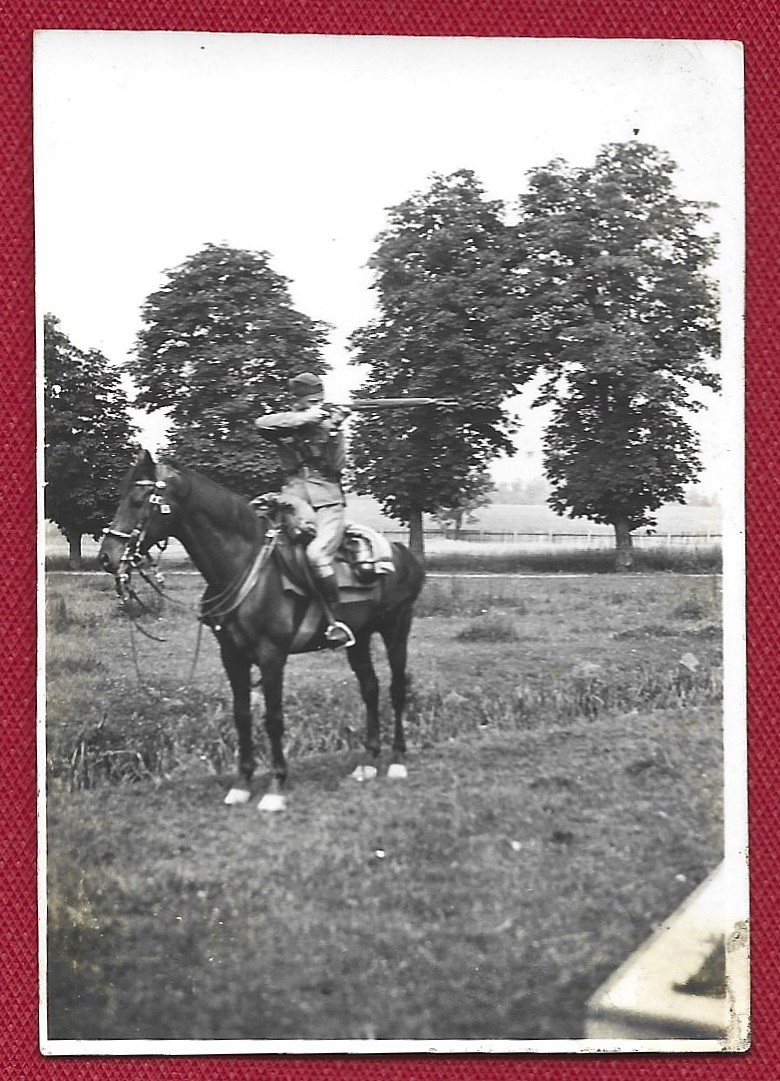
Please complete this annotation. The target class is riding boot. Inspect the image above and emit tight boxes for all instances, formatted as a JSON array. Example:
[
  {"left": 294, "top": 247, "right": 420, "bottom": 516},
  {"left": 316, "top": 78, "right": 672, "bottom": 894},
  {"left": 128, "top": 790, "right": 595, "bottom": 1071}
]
[{"left": 314, "top": 572, "right": 355, "bottom": 649}]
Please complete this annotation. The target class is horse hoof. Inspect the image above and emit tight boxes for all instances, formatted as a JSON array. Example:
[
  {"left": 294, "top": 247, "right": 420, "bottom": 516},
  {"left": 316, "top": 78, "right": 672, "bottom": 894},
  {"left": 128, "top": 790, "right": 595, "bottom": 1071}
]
[
  {"left": 258, "top": 792, "right": 286, "bottom": 812},
  {"left": 351, "top": 764, "right": 378, "bottom": 782},
  {"left": 387, "top": 763, "right": 408, "bottom": 780},
  {"left": 224, "top": 787, "right": 251, "bottom": 805}
]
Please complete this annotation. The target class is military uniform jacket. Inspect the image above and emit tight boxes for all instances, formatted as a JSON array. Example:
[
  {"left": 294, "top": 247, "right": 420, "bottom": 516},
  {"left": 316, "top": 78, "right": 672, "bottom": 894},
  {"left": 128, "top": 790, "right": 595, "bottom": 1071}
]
[{"left": 256, "top": 408, "right": 346, "bottom": 509}]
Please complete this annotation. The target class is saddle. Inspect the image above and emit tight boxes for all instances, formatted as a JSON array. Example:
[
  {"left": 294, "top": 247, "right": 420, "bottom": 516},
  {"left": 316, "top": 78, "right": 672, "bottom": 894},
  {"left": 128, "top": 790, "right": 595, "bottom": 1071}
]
[{"left": 249, "top": 492, "right": 394, "bottom": 599}]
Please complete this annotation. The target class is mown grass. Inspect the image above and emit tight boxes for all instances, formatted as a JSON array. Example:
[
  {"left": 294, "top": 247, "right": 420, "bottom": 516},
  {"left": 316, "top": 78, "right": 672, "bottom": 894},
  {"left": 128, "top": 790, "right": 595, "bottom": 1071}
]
[{"left": 44, "top": 569, "right": 727, "bottom": 1043}]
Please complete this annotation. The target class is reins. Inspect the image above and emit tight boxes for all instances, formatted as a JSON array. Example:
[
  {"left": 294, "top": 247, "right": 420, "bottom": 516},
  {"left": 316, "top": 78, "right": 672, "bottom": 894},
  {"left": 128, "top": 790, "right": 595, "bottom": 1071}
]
[{"left": 108, "top": 476, "right": 280, "bottom": 687}]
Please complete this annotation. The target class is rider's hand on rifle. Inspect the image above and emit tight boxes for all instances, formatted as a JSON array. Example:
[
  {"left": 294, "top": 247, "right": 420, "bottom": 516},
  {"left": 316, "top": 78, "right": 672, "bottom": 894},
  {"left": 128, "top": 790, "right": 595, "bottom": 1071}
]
[{"left": 324, "top": 404, "right": 352, "bottom": 425}]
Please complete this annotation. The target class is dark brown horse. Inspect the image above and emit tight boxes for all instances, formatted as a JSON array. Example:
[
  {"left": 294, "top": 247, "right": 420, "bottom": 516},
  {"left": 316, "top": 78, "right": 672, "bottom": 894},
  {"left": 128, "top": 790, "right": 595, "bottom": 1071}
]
[{"left": 98, "top": 451, "right": 425, "bottom": 811}]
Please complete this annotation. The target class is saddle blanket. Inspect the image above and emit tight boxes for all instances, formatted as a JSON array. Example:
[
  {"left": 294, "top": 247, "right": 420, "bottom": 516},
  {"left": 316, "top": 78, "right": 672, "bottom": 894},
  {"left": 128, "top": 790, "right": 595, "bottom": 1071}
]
[
  {"left": 280, "top": 522, "right": 394, "bottom": 602},
  {"left": 281, "top": 563, "right": 380, "bottom": 602}
]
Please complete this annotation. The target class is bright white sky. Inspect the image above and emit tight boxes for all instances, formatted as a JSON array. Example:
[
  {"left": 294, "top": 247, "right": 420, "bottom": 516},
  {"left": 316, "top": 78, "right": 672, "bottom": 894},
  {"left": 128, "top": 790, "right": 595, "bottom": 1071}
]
[{"left": 33, "top": 33, "right": 744, "bottom": 491}]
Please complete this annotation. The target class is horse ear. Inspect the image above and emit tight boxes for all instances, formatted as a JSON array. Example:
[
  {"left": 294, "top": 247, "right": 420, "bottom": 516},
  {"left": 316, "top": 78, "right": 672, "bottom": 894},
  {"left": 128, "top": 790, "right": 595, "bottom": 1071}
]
[{"left": 136, "top": 448, "right": 156, "bottom": 479}]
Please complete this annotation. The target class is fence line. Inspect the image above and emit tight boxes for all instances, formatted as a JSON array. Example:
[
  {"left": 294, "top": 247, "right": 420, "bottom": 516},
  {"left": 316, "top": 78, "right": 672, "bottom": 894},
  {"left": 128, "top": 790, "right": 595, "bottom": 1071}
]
[
  {"left": 378, "top": 530, "right": 721, "bottom": 551},
  {"left": 45, "top": 529, "right": 722, "bottom": 561}
]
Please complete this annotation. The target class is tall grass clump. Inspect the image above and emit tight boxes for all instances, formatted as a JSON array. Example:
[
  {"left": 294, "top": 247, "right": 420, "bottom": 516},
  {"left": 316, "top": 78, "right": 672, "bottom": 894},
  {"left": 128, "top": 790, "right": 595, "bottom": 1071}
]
[
  {"left": 47, "top": 650, "right": 721, "bottom": 792},
  {"left": 424, "top": 546, "right": 722, "bottom": 575},
  {"left": 46, "top": 591, "right": 105, "bottom": 633},
  {"left": 49, "top": 684, "right": 239, "bottom": 790},
  {"left": 403, "top": 660, "right": 723, "bottom": 748},
  {"left": 48, "top": 677, "right": 370, "bottom": 791}
]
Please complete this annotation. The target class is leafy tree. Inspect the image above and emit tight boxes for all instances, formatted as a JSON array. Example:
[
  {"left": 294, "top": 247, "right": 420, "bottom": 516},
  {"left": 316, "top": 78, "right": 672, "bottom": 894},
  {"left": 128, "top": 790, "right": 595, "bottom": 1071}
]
[
  {"left": 512, "top": 142, "right": 720, "bottom": 568},
  {"left": 133, "top": 243, "right": 329, "bottom": 497},
  {"left": 432, "top": 469, "right": 495, "bottom": 536},
  {"left": 349, "top": 170, "right": 528, "bottom": 557},
  {"left": 44, "top": 314, "right": 137, "bottom": 568}
]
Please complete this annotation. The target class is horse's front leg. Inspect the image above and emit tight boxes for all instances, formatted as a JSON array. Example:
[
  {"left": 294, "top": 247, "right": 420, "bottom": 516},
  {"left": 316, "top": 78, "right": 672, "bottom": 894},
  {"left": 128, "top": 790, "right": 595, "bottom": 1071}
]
[
  {"left": 257, "top": 637, "right": 288, "bottom": 812},
  {"left": 220, "top": 637, "right": 255, "bottom": 806},
  {"left": 347, "top": 630, "right": 381, "bottom": 782}
]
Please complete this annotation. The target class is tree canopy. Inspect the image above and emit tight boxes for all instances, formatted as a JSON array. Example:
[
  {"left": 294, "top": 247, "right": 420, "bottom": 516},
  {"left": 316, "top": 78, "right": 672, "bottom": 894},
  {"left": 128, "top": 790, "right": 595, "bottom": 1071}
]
[
  {"left": 512, "top": 141, "right": 720, "bottom": 565},
  {"left": 133, "top": 243, "right": 329, "bottom": 497},
  {"left": 44, "top": 314, "right": 137, "bottom": 568},
  {"left": 349, "top": 170, "right": 528, "bottom": 555}
]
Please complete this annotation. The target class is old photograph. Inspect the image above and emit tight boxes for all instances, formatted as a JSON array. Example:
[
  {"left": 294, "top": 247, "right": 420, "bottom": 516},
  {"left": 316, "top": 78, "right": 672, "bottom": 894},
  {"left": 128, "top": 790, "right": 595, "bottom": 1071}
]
[{"left": 36, "top": 32, "right": 747, "bottom": 1052}]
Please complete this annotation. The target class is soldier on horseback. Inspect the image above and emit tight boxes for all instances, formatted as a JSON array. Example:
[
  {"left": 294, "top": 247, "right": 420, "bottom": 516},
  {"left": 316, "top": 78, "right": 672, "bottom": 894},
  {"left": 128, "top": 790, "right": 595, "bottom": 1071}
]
[{"left": 254, "top": 371, "right": 355, "bottom": 649}]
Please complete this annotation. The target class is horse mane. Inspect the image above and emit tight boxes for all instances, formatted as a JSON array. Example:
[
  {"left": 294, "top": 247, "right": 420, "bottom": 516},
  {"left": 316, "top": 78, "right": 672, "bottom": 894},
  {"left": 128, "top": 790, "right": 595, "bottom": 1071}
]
[{"left": 165, "top": 460, "right": 262, "bottom": 543}]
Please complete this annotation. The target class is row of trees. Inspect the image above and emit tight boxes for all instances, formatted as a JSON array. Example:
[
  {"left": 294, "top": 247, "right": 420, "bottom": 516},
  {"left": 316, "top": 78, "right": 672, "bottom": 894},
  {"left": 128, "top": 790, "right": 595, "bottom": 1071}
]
[
  {"left": 44, "top": 315, "right": 137, "bottom": 567},
  {"left": 348, "top": 143, "right": 718, "bottom": 565},
  {"left": 45, "top": 140, "right": 719, "bottom": 568},
  {"left": 44, "top": 248, "right": 329, "bottom": 566}
]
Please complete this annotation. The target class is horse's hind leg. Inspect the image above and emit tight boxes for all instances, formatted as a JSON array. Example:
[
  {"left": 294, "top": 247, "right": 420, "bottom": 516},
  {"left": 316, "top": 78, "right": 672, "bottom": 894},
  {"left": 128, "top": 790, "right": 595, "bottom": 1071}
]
[
  {"left": 381, "top": 606, "right": 414, "bottom": 779},
  {"left": 220, "top": 638, "right": 254, "bottom": 805},
  {"left": 346, "top": 630, "right": 381, "bottom": 781}
]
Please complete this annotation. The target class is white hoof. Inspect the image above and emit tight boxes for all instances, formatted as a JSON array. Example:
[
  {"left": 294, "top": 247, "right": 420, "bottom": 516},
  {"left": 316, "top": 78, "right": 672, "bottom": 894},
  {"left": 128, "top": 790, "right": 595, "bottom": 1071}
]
[
  {"left": 257, "top": 792, "right": 286, "bottom": 812},
  {"left": 350, "top": 764, "right": 378, "bottom": 782},
  {"left": 224, "top": 787, "right": 251, "bottom": 805},
  {"left": 387, "top": 763, "right": 408, "bottom": 780}
]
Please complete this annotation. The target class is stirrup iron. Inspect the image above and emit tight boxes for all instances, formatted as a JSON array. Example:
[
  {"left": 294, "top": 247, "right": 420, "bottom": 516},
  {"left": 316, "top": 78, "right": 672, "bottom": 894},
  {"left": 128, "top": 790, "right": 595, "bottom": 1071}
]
[{"left": 325, "top": 621, "right": 356, "bottom": 648}]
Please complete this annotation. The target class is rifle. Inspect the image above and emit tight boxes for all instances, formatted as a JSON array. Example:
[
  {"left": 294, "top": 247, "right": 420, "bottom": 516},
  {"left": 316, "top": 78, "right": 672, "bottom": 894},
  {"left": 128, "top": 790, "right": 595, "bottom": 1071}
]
[{"left": 334, "top": 397, "right": 458, "bottom": 412}]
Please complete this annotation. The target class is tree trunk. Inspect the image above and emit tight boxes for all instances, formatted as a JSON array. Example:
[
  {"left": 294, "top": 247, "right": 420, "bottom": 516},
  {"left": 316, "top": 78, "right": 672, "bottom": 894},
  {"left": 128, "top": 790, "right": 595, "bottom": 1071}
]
[
  {"left": 613, "top": 517, "right": 633, "bottom": 572},
  {"left": 66, "top": 529, "right": 83, "bottom": 570},
  {"left": 408, "top": 508, "right": 425, "bottom": 561}
]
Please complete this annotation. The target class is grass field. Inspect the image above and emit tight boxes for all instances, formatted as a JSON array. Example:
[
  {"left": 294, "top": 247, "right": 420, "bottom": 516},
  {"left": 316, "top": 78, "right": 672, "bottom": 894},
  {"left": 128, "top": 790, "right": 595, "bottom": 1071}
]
[{"left": 44, "top": 570, "right": 725, "bottom": 1044}]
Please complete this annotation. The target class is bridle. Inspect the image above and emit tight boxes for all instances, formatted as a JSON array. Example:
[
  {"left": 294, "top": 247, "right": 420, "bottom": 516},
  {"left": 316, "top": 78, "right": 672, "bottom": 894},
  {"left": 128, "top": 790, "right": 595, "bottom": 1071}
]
[
  {"left": 102, "top": 478, "right": 171, "bottom": 602},
  {"left": 103, "top": 475, "right": 280, "bottom": 636},
  {"left": 102, "top": 474, "right": 283, "bottom": 682}
]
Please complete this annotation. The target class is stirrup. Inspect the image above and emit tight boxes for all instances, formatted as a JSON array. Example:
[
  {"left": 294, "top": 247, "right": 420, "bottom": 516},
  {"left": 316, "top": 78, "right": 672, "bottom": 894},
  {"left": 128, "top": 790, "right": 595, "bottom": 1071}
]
[{"left": 324, "top": 621, "right": 356, "bottom": 649}]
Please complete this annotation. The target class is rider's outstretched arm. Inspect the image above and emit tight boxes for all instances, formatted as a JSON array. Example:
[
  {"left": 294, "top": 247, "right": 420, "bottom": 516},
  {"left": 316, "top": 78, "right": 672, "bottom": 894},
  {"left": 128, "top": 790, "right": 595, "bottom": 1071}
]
[{"left": 254, "top": 406, "right": 322, "bottom": 434}]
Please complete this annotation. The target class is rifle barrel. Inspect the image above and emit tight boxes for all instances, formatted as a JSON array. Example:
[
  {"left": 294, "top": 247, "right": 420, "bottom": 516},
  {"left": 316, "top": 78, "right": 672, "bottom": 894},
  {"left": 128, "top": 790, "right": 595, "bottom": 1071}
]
[{"left": 341, "top": 397, "right": 457, "bottom": 411}]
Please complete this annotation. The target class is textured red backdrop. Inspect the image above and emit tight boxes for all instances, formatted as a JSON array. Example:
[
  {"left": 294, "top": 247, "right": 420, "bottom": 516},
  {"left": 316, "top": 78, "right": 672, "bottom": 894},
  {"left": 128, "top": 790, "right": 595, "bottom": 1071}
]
[{"left": 6, "top": 1, "right": 776, "bottom": 1077}]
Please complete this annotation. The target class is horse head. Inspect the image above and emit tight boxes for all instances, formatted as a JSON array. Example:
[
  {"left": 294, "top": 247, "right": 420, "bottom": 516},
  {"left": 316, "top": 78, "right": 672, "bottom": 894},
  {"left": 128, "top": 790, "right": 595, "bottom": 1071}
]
[{"left": 98, "top": 449, "right": 183, "bottom": 577}]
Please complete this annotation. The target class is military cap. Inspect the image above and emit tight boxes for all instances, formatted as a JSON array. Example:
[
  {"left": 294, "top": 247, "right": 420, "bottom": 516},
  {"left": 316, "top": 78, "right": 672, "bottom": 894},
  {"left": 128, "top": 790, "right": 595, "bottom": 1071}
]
[{"left": 288, "top": 372, "right": 324, "bottom": 397}]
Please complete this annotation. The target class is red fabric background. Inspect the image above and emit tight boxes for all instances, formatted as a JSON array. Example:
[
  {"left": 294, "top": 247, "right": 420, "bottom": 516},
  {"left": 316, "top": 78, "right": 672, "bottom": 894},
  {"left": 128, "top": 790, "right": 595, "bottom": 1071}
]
[{"left": 5, "top": 1, "right": 775, "bottom": 1076}]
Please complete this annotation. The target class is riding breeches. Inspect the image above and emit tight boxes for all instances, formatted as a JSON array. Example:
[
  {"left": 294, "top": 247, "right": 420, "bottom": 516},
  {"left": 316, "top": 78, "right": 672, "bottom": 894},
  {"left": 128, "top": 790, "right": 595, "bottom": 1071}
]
[{"left": 306, "top": 502, "right": 347, "bottom": 578}]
